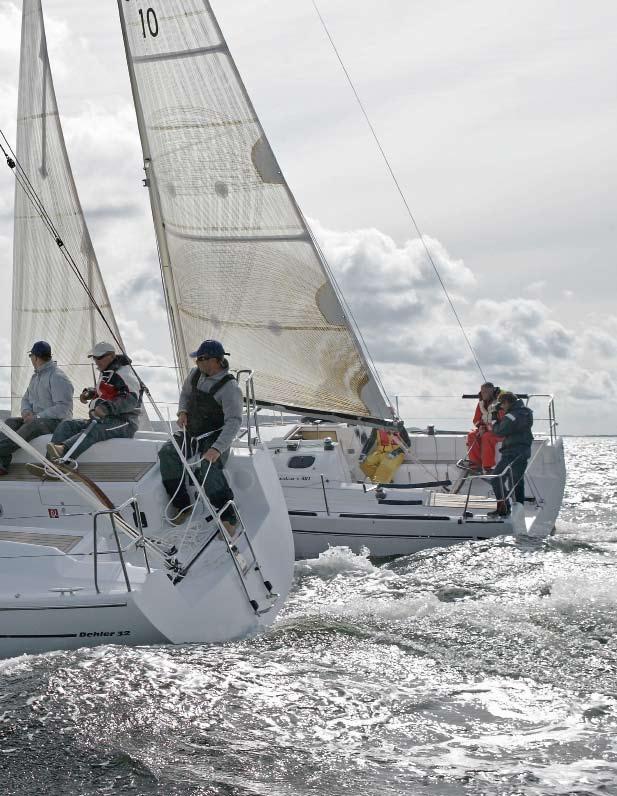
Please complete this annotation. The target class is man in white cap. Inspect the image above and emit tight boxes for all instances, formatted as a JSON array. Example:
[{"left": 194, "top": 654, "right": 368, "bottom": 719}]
[
  {"left": 0, "top": 341, "right": 73, "bottom": 476},
  {"left": 27, "top": 342, "right": 141, "bottom": 474}
]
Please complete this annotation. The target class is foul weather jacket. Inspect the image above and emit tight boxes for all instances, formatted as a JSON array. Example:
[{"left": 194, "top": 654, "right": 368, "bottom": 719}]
[
  {"left": 491, "top": 399, "right": 533, "bottom": 454},
  {"left": 88, "top": 355, "right": 141, "bottom": 424},
  {"left": 21, "top": 360, "right": 74, "bottom": 420}
]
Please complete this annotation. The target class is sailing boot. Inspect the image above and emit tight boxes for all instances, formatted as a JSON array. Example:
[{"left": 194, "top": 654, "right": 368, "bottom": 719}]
[{"left": 487, "top": 500, "right": 510, "bottom": 519}]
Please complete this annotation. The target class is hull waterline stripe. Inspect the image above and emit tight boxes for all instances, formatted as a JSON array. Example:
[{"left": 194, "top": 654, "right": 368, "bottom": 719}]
[
  {"left": 338, "top": 513, "right": 452, "bottom": 521},
  {"left": 0, "top": 603, "right": 128, "bottom": 612},
  {"left": 288, "top": 510, "right": 454, "bottom": 521},
  {"left": 292, "top": 529, "right": 490, "bottom": 540},
  {"left": 0, "top": 633, "right": 78, "bottom": 639}
]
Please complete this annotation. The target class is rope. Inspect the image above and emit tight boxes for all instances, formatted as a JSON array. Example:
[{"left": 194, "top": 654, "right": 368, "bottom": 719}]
[{"left": 311, "top": 2, "right": 486, "bottom": 382}]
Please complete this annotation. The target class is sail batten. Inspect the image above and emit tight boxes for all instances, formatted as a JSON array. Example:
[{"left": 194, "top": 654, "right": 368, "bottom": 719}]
[
  {"left": 117, "top": 0, "right": 391, "bottom": 419},
  {"left": 12, "top": 0, "right": 126, "bottom": 416},
  {"left": 133, "top": 43, "right": 227, "bottom": 63}
]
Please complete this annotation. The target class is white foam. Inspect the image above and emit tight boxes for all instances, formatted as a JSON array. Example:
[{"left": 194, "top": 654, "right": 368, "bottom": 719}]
[{"left": 296, "top": 545, "right": 380, "bottom": 578}]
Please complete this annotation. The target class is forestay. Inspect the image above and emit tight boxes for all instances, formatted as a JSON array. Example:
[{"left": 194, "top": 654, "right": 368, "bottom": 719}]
[
  {"left": 117, "top": 0, "right": 391, "bottom": 421},
  {"left": 12, "top": 0, "right": 125, "bottom": 417}
]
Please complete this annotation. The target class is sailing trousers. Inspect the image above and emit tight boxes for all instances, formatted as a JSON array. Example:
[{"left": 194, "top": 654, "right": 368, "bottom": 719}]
[
  {"left": 158, "top": 434, "right": 236, "bottom": 525},
  {"left": 0, "top": 416, "right": 61, "bottom": 469},
  {"left": 491, "top": 448, "right": 530, "bottom": 508},
  {"left": 466, "top": 429, "right": 503, "bottom": 469},
  {"left": 51, "top": 418, "right": 137, "bottom": 459}
]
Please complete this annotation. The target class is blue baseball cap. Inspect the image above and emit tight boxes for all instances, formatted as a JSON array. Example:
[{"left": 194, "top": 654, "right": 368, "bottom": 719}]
[
  {"left": 28, "top": 341, "right": 52, "bottom": 358},
  {"left": 189, "top": 339, "right": 229, "bottom": 359}
]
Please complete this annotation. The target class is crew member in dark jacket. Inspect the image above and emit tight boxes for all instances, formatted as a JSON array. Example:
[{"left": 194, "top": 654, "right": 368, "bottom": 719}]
[
  {"left": 488, "top": 391, "right": 533, "bottom": 517},
  {"left": 158, "top": 339, "right": 243, "bottom": 530},
  {"left": 27, "top": 341, "right": 141, "bottom": 475}
]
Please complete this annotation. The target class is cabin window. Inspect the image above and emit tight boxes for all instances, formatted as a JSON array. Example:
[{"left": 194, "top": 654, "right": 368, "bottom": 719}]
[{"left": 287, "top": 455, "right": 316, "bottom": 469}]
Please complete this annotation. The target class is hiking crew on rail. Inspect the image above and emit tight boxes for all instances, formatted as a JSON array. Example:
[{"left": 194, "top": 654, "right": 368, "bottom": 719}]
[
  {"left": 158, "top": 339, "right": 243, "bottom": 530},
  {"left": 0, "top": 341, "right": 73, "bottom": 476},
  {"left": 27, "top": 341, "right": 142, "bottom": 477}
]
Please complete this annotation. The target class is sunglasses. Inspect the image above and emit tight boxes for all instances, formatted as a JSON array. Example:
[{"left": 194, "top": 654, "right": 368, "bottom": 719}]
[
  {"left": 196, "top": 355, "right": 217, "bottom": 362},
  {"left": 92, "top": 354, "right": 111, "bottom": 361}
]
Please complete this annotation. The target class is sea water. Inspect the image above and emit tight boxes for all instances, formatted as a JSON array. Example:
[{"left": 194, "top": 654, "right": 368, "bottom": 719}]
[{"left": 1, "top": 437, "right": 616, "bottom": 795}]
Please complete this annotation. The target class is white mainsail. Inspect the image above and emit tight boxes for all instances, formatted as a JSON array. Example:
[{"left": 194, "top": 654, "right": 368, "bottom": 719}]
[
  {"left": 11, "top": 0, "right": 125, "bottom": 416},
  {"left": 117, "top": 0, "right": 392, "bottom": 421}
]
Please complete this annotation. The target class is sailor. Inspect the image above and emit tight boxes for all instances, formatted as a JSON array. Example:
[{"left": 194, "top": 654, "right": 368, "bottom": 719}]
[
  {"left": 28, "top": 342, "right": 141, "bottom": 473},
  {"left": 158, "top": 340, "right": 243, "bottom": 529},
  {"left": 359, "top": 428, "right": 406, "bottom": 484},
  {"left": 464, "top": 382, "right": 503, "bottom": 472},
  {"left": 487, "top": 391, "right": 533, "bottom": 518},
  {"left": 0, "top": 341, "right": 73, "bottom": 476}
]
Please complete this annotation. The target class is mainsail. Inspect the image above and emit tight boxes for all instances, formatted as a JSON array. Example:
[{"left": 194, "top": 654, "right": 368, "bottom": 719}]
[
  {"left": 11, "top": 0, "right": 125, "bottom": 416},
  {"left": 117, "top": 0, "right": 392, "bottom": 421}
]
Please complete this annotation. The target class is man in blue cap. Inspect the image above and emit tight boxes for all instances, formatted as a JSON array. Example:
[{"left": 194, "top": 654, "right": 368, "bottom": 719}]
[
  {"left": 0, "top": 341, "right": 73, "bottom": 475},
  {"left": 158, "top": 340, "right": 243, "bottom": 530}
]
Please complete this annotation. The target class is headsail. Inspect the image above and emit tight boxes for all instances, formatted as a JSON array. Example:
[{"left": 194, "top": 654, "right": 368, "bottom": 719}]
[
  {"left": 12, "top": 0, "right": 125, "bottom": 416},
  {"left": 117, "top": 0, "right": 392, "bottom": 421}
]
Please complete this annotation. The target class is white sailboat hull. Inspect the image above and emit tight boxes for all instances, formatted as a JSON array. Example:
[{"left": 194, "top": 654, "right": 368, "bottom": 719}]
[
  {"left": 290, "top": 512, "right": 516, "bottom": 559},
  {"left": 264, "top": 426, "right": 566, "bottom": 559},
  {"left": 0, "top": 433, "right": 294, "bottom": 659}
]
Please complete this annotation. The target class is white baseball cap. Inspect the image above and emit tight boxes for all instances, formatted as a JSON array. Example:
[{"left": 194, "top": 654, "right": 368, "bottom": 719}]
[{"left": 87, "top": 341, "right": 116, "bottom": 358}]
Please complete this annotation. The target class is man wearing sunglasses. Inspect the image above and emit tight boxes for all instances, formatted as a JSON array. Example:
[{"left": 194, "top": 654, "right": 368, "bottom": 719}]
[
  {"left": 158, "top": 339, "right": 243, "bottom": 530},
  {"left": 0, "top": 341, "right": 73, "bottom": 476},
  {"left": 28, "top": 341, "right": 141, "bottom": 474}
]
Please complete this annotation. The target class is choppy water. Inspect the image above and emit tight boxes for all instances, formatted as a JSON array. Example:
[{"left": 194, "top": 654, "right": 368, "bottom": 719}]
[{"left": 2, "top": 437, "right": 617, "bottom": 796}]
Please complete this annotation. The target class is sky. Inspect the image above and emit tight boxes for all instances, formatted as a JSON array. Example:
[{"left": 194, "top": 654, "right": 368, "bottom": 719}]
[{"left": 0, "top": 0, "right": 615, "bottom": 434}]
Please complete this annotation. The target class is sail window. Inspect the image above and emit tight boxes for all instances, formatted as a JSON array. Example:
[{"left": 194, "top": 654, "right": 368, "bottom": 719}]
[{"left": 287, "top": 456, "right": 316, "bottom": 469}]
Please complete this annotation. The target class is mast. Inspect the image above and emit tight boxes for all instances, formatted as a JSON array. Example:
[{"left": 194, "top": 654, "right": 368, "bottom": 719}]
[{"left": 116, "top": 0, "right": 189, "bottom": 387}]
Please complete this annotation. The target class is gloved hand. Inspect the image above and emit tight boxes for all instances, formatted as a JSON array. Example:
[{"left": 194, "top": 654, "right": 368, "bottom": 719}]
[{"left": 80, "top": 387, "right": 96, "bottom": 404}]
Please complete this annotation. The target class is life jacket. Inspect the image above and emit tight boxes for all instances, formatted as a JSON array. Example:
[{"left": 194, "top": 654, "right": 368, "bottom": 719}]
[{"left": 186, "top": 370, "right": 236, "bottom": 442}]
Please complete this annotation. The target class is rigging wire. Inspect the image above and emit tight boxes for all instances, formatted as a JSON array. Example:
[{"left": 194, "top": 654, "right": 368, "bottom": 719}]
[
  {"left": 311, "top": 1, "right": 486, "bottom": 382},
  {"left": 0, "top": 131, "right": 126, "bottom": 355}
]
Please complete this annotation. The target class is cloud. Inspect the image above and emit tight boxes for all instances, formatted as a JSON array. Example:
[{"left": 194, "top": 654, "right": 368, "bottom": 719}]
[
  {"left": 524, "top": 280, "right": 546, "bottom": 295},
  {"left": 309, "top": 223, "right": 616, "bottom": 431},
  {"left": 582, "top": 329, "right": 617, "bottom": 359},
  {"left": 569, "top": 370, "right": 616, "bottom": 401}
]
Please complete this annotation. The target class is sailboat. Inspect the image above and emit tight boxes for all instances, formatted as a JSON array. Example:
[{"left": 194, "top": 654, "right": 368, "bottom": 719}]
[
  {"left": 104, "top": 1, "right": 566, "bottom": 555},
  {"left": 0, "top": 0, "right": 294, "bottom": 659}
]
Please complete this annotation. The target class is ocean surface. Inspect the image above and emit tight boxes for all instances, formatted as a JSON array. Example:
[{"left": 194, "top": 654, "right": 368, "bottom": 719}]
[{"left": 1, "top": 437, "right": 616, "bottom": 795}]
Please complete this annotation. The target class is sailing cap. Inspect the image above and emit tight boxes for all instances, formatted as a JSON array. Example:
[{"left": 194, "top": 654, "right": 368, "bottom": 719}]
[
  {"left": 28, "top": 341, "right": 51, "bottom": 358},
  {"left": 190, "top": 340, "right": 229, "bottom": 359},
  {"left": 87, "top": 341, "right": 116, "bottom": 358}
]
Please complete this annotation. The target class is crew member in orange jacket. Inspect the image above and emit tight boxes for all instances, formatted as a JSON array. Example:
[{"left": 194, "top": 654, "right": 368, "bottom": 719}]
[{"left": 465, "top": 382, "right": 503, "bottom": 471}]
